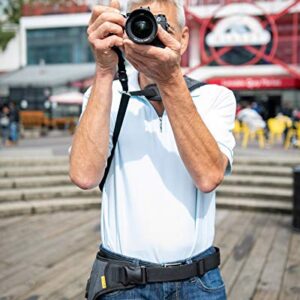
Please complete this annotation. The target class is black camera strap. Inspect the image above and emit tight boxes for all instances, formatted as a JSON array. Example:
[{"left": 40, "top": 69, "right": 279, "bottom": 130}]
[
  {"left": 99, "top": 47, "right": 206, "bottom": 192},
  {"left": 99, "top": 47, "right": 129, "bottom": 192},
  {"left": 130, "top": 76, "right": 206, "bottom": 102}
]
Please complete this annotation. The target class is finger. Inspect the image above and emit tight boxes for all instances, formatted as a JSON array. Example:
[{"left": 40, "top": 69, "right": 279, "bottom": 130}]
[
  {"left": 91, "top": 21, "right": 123, "bottom": 39},
  {"left": 157, "top": 25, "right": 180, "bottom": 50},
  {"left": 89, "top": 5, "right": 119, "bottom": 26},
  {"left": 124, "top": 38, "right": 164, "bottom": 58},
  {"left": 110, "top": 0, "right": 120, "bottom": 10},
  {"left": 88, "top": 12, "right": 125, "bottom": 34},
  {"left": 124, "top": 44, "right": 157, "bottom": 67},
  {"left": 93, "top": 35, "right": 124, "bottom": 51}
]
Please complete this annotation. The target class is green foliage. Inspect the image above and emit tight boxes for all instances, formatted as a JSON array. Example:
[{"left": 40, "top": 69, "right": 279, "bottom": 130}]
[
  {"left": 0, "top": 0, "right": 77, "bottom": 51},
  {"left": 4, "top": 0, "right": 24, "bottom": 25},
  {"left": 0, "top": 0, "right": 24, "bottom": 51},
  {"left": 0, "top": 28, "right": 15, "bottom": 51}
]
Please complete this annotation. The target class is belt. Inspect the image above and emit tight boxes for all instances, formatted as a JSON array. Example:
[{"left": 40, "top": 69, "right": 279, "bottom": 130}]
[{"left": 98, "top": 247, "right": 221, "bottom": 286}]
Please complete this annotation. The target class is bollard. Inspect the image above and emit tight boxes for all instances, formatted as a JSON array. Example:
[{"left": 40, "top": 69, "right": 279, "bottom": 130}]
[{"left": 293, "top": 166, "right": 300, "bottom": 230}]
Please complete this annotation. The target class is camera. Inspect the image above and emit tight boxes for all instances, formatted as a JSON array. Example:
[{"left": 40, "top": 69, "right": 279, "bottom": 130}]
[{"left": 125, "top": 8, "right": 170, "bottom": 48}]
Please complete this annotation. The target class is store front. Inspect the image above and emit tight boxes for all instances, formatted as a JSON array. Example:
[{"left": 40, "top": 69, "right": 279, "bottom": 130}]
[
  {"left": 184, "top": 0, "right": 300, "bottom": 114},
  {"left": 207, "top": 75, "right": 300, "bottom": 119}
]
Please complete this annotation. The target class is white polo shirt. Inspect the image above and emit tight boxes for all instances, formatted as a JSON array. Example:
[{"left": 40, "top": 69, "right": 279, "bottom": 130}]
[{"left": 81, "top": 70, "right": 236, "bottom": 264}]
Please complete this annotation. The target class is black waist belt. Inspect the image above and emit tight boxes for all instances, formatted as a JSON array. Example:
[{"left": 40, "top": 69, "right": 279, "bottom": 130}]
[
  {"left": 99, "top": 247, "right": 220, "bottom": 286},
  {"left": 86, "top": 247, "right": 221, "bottom": 300}
]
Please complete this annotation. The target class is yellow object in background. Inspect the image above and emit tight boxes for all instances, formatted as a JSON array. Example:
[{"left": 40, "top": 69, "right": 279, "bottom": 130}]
[
  {"left": 285, "top": 121, "right": 300, "bottom": 149},
  {"left": 241, "top": 123, "right": 265, "bottom": 149},
  {"left": 267, "top": 118, "right": 286, "bottom": 145}
]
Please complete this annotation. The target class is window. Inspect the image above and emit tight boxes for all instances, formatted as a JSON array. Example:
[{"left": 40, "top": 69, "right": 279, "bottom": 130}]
[{"left": 27, "top": 27, "right": 94, "bottom": 64}]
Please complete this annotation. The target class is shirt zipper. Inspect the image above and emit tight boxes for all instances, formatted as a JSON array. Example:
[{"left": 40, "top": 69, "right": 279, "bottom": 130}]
[{"left": 159, "top": 117, "right": 163, "bottom": 132}]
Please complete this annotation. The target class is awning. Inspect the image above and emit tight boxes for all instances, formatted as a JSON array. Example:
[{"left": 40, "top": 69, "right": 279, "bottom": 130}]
[
  {"left": 50, "top": 91, "right": 83, "bottom": 105},
  {"left": 206, "top": 76, "right": 300, "bottom": 90},
  {"left": 0, "top": 64, "right": 95, "bottom": 88}
]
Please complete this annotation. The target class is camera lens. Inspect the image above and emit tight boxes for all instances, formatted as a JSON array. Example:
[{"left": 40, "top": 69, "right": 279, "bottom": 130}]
[
  {"left": 131, "top": 17, "right": 153, "bottom": 39},
  {"left": 125, "top": 8, "right": 158, "bottom": 44}
]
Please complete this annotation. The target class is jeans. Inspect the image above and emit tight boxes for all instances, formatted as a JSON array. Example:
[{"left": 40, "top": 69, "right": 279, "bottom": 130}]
[
  {"left": 9, "top": 122, "right": 19, "bottom": 142},
  {"left": 99, "top": 246, "right": 227, "bottom": 300}
]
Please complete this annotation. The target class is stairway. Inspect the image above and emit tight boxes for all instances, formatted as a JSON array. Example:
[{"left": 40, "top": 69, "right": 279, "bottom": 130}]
[
  {"left": 217, "top": 156, "right": 298, "bottom": 214},
  {"left": 0, "top": 155, "right": 299, "bottom": 217},
  {"left": 0, "top": 157, "right": 101, "bottom": 217}
]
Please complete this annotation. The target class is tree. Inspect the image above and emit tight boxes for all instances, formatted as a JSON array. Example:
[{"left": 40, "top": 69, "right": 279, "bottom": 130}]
[
  {"left": 0, "top": 0, "right": 24, "bottom": 51},
  {"left": 0, "top": 0, "right": 67, "bottom": 51}
]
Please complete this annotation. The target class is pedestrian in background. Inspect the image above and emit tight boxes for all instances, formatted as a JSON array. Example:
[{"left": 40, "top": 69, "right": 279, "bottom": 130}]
[
  {"left": 237, "top": 102, "right": 266, "bottom": 132},
  {"left": 0, "top": 104, "right": 10, "bottom": 147},
  {"left": 8, "top": 101, "right": 20, "bottom": 145}
]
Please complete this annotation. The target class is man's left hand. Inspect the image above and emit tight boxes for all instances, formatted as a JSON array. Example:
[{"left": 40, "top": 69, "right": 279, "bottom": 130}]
[{"left": 123, "top": 25, "right": 182, "bottom": 84}]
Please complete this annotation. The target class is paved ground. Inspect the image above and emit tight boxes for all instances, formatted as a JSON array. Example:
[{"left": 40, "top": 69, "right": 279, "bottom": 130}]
[
  {"left": 0, "top": 209, "right": 299, "bottom": 300},
  {"left": 0, "top": 132, "right": 299, "bottom": 299}
]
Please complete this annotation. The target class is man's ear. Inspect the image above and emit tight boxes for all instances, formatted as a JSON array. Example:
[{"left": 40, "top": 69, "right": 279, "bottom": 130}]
[{"left": 180, "top": 26, "right": 189, "bottom": 55}]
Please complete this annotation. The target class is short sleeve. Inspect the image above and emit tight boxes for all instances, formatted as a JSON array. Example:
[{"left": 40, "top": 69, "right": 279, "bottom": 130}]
[{"left": 197, "top": 85, "right": 236, "bottom": 175}]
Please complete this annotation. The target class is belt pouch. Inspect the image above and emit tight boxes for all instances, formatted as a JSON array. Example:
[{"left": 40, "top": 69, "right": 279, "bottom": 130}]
[{"left": 86, "top": 252, "right": 135, "bottom": 300}]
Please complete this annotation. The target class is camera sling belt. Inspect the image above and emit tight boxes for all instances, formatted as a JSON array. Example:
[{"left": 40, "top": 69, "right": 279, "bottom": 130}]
[
  {"left": 86, "top": 247, "right": 221, "bottom": 300},
  {"left": 99, "top": 47, "right": 206, "bottom": 191}
]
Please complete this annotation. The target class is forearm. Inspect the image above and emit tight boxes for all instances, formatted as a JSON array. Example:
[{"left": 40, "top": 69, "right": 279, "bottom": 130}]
[
  {"left": 157, "top": 70, "right": 226, "bottom": 192},
  {"left": 69, "top": 70, "right": 114, "bottom": 190}
]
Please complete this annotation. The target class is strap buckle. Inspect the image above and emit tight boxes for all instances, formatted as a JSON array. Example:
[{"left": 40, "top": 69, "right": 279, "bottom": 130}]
[
  {"left": 122, "top": 266, "right": 147, "bottom": 286},
  {"left": 162, "top": 262, "right": 183, "bottom": 268},
  {"left": 118, "top": 70, "right": 128, "bottom": 83}
]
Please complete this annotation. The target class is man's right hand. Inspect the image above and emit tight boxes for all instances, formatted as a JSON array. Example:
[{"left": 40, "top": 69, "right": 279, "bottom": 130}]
[{"left": 87, "top": 0, "right": 124, "bottom": 74}]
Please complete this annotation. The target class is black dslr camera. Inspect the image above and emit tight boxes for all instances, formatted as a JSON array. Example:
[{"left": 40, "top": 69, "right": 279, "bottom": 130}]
[{"left": 125, "top": 8, "right": 170, "bottom": 48}]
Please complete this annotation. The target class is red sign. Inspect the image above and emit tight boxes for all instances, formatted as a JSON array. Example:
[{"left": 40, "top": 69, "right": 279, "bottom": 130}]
[{"left": 206, "top": 76, "right": 300, "bottom": 90}]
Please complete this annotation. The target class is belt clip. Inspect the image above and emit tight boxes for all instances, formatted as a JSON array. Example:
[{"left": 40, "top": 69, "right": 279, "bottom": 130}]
[{"left": 123, "top": 265, "right": 147, "bottom": 286}]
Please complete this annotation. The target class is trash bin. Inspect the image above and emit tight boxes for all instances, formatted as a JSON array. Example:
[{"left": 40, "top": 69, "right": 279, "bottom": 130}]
[{"left": 293, "top": 166, "right": 300, "bottom": 230}]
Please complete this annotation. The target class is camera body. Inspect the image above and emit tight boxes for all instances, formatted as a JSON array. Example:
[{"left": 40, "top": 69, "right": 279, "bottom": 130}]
[{"left": 125, "top": 8, "right": 170, "bottom": 48}]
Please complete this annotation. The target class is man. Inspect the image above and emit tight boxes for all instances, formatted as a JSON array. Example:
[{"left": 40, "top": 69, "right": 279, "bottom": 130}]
[{"left": 69, "top": 0, "right": 236, "bottom": 299}]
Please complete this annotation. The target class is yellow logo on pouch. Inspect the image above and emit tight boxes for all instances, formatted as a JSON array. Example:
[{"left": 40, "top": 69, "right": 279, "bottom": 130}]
[{"left": 101, "top": 275, "right": 107, "bottom": 289}]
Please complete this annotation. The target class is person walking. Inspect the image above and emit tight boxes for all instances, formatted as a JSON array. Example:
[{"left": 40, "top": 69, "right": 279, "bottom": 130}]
[
  {"left": 0, "top": 104, "right": 11, "bottom": 147},
  {"left": 69, "top": 0, "right": 236, "bottom": 299},
  {"left": 8, "top": 101, "right": 20, "bottom": 145}
]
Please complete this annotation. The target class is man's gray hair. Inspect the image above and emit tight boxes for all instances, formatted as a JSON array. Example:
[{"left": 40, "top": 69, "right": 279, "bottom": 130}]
[{"left": 126, "top": 0, "right": 186, "bottom": 28}]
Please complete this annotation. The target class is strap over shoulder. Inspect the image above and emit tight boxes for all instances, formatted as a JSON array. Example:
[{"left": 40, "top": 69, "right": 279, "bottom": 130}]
[{"left": 129, "top": 76, "right": 206, "bottom": 102}]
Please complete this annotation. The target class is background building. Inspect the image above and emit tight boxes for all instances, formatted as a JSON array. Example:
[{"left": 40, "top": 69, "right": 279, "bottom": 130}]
[
  {"left": 0, "top": 0, "right": 299, "bottom": 119},
  {"left": 185, "top": 0, "right": 300, "bottom": 117}
]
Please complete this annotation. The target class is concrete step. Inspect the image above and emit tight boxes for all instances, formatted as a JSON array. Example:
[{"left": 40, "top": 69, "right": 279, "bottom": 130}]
[
  {"left": 232, "top": 165, "right": 292, "bottom": 177},
  {"left": 234, "top": 156, "right": 300, "bottom": 167},
  {"left": 223, "top": 175, "right": 293, "bottom": 188},
  {"left": 0, "top": 175, "right": 73, "bottom": 189},
  {"left": 0, "top": 198, "right": 101, "bottom": 218},
  {"left": 1, "top": 164, "right": 292, "bottom": 179},
  {"left": 1, "top": 155, "right": 299, "bottom": 168},
  {"left": 0, "top": 165, "right": 69, "bottom": 178},
  {"left": 0, "top": 156, "right": 69, "bottom": 167},
  {"left": 0, "top": 186, "right": 100, "bottom": 202},
  {"left": 217, "top": 185, "right": 292, "bottom": 201},
  {"left": 216, "top": 197, "right": 292, "bottom": 214}
]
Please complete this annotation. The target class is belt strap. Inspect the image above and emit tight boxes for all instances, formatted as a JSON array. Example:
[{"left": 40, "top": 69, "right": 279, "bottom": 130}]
[{"left": 105, "top": 248, "right": 220, "bottom": 286}]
